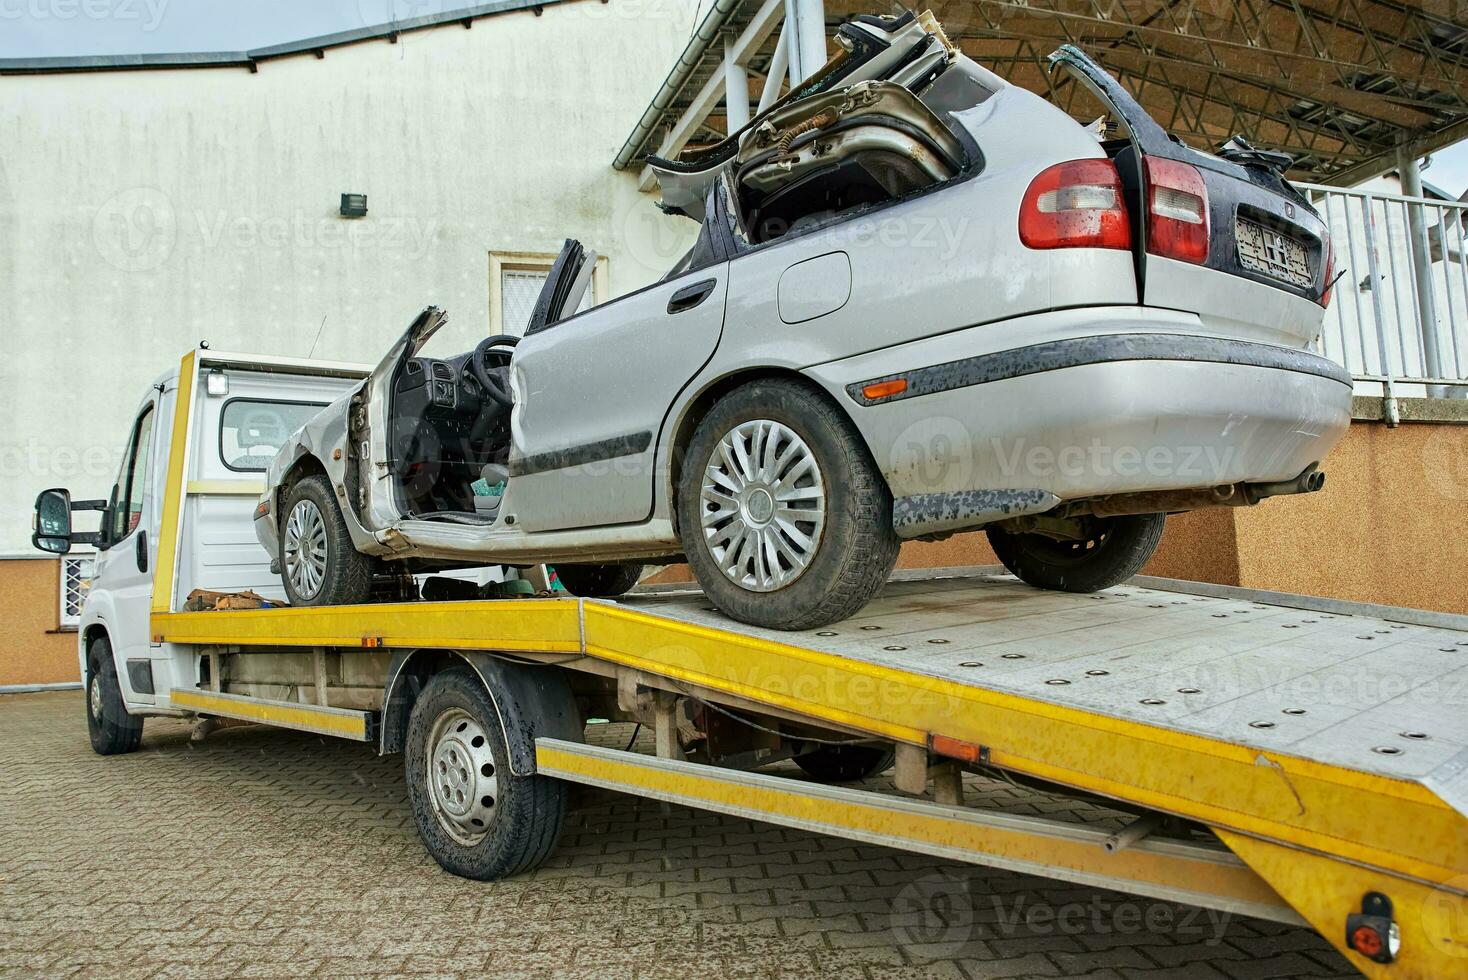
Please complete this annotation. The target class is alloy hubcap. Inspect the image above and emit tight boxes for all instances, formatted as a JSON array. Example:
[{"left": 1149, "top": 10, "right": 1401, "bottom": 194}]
[
  {"left": 426, "top": 707, "right": 499, "bottom": 845},
  {"left": 283, "top": 499, "right": 328, "bottom": 599},
  {"left": 700, "top": 418, "right": 826, "bottom": 593},
  {"left": 89, "top": 674, "right": 102, "bottom": 719}
]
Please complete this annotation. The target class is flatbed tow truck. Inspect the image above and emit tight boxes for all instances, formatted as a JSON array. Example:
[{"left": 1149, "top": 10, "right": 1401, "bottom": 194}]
[{"left": 37, "top": 350, "right": 1468, "bottom": 977}]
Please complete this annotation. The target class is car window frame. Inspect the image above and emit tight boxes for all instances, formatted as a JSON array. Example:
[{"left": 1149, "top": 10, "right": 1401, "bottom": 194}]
[{"left": 218, "top": 396, "right": 329, "bottom": 474}]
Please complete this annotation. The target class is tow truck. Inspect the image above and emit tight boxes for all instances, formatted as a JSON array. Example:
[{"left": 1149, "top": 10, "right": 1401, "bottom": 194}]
[{"left": 32, "top": 349, "right": 1467, "bottom": 977}]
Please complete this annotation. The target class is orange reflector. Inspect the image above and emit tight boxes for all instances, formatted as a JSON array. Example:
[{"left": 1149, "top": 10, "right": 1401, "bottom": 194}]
[
  {"left": 362, "top": 636, "right": 382, "bottom": 648},
  {"left": 253, "top": 501, "right": 269, "bottom": 519},
  {"left": 862, "top": 378, "right": 908, "bottom": 400},
  {"left": 930, "top": 733, "right": 986, "bottom": 763},
  {"left": 1350, "top": 926, "right": 1383, "bottom": 958}
]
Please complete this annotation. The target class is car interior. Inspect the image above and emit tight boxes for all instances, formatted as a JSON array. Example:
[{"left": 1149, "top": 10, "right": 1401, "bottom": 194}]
[{"left": 386, "top": 242, "right": 598, "bottom": 525}]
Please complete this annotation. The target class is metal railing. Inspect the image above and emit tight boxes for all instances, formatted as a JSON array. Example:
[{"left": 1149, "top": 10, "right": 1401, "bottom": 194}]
[{"left": 1300, "top": 182, "right": 1468, "bottom": 412}]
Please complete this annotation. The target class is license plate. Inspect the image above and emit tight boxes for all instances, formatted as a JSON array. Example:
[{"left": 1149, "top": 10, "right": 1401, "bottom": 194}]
[{"left": 1236, "top": 218, "right": 1311, "bottom": 287}]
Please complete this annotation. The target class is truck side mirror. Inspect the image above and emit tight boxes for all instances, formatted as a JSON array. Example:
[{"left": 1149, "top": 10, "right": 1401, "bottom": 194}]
[
  {"left": 32, "top": 489, "right": 107, "bottom": 554},
  {"left": 33, "top": 488, "right": 74, "bottom": 554}
]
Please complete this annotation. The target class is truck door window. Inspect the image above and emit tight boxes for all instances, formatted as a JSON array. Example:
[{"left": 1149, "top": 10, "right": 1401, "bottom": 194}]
[{"left": 113, "top": 406, "right": 155, "bottom": 540}]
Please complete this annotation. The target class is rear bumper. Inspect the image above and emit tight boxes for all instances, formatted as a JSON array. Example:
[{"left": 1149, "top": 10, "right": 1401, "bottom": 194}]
[{"left": 806, "top": 323, "right": 1352, "bottom": 531}]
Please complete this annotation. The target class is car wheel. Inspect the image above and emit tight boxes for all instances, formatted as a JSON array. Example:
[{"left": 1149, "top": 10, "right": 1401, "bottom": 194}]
[
  {"left": 279, "top": 474, "right": 375, "bottom": 607},
  {"left": 677, "top": 378, "right": 900, "bottom": 630},
  {"left": 987, "top": 512, "right": 1165, "bottom": 593},
  {"left": 85, "top": 636, "right": 143, "bottom": 756},
  {"left": 794, "top": 743, "right": 895, "bottom": 783},
  {"left": 554, "top": 563, "right": 644, "bottom": 598},
  {"left": 405, "top": 667, "right": 567, "bottom": 880}
]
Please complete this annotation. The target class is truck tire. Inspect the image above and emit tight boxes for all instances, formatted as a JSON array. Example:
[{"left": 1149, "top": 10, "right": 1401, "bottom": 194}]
[
  {"left": 279, "top": 474, "right": 375, "bottom": 607},
  {"left": 677, "top": 378, "right": 900, "bottom": 631},
  {"left": 794, "top": 743, "right": 895, "bottom": 783},
  {"left": 554, "top": 563, "right": 644, "bottom": 598},
  {"left": 987, "top": 513, "right": 1165, "bottom": 593},
  {"left": 85, "top": 636, "right": 143, "bottom": 756},
  {"left": 405, "top": 667, "right": 567, "bottom": 880}
]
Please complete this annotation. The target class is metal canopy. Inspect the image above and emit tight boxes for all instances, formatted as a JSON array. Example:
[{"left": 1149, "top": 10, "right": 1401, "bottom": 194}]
[{"left": 615, "top": 0, "right": 1468, "bottom": 186}]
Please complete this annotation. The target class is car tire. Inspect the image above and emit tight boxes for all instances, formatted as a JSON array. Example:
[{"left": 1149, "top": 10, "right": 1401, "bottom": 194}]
[
  {"left": 85, "top": 636, "right": 143, "bottom": 756},
  {"left": 677, "top": 378, "right": 900, "bottom": 631},
  {"left": 987, "top": 512, "right": 1165, "bottom": 593},
  {"left": 405, "top": 667, "right": 567, "bottom": 880},
  {"left": 279, "top": 474, "right": 375, "bottom": 607},
  {"left": 794, "top": 743, "right": 895, "bottom": 783},
  {"left": 554, "top": 563, "right": 644, "bottom": 598}
]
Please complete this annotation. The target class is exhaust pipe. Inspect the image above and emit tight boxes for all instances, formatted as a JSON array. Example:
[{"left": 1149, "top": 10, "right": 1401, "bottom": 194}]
[
  {"left": 1248, "top": 463, "right": 1326, "bottom": 501},
  {"left": 1085, "top": 464, "right": 1325, "bottom": 519}
]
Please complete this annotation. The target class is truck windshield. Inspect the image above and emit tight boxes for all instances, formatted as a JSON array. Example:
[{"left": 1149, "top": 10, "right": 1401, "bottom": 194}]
[{"left": 220, "top": 399, "right": 328, "bottom": 472}]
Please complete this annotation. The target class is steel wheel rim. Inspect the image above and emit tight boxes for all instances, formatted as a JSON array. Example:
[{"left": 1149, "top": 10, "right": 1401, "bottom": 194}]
[
  {"left": 88, "top": 673, "right": 103, "bottom": 720},
  {"left": 699, "top": 418, "right": 826, "bottom": 593},
  {"left": 283, "top": 499, "right": 328, "bottom": 600},
  {"left": 426, "top": 707, "right": 500, "bottom": 846}
]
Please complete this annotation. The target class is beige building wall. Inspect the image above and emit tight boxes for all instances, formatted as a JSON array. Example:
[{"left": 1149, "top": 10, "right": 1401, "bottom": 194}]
[{"left": 0, "top": 559, "right": 79, "bottom": 687}]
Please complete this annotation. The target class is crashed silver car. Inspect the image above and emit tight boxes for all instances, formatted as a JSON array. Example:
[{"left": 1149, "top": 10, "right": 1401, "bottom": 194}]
[{"left": 256, "top": 11, "right": 1350, "bottom": 630}]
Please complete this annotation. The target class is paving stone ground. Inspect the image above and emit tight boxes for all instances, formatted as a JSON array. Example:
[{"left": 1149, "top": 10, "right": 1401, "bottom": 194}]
[{"left": 0, "top": 690, "right": 1357, "bottom": 978}]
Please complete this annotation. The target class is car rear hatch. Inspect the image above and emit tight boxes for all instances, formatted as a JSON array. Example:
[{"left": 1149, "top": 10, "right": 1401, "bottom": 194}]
[{"left": 1048, "top": 46, "right": 1334, "bottom": 349}]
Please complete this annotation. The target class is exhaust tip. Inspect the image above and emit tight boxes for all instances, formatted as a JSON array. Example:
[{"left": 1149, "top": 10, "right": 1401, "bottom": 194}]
[{"left": 1307, "top": 470, "right": 1326, "bottom": 492}]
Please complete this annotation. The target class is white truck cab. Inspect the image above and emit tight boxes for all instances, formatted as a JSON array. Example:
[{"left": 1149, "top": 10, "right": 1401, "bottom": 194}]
[{"left": 33, "top": 350, "right": 366, "bottom": 717}]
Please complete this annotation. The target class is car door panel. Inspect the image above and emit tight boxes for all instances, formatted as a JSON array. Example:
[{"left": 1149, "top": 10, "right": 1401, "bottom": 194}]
[{"left": 507, "top": 266, "right": 729, "bottom": 533}]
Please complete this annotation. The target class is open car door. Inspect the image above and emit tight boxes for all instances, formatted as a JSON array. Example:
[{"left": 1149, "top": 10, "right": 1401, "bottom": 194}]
[{"left": 359, "top": 306, "right": 448, "bottom": 529}]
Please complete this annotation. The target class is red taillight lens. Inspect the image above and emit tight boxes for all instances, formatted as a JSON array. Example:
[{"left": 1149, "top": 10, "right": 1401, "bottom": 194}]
[
  {"left": 1144, "top": 157, "right": 1209, "bottom": 264},
  {"left": 1320, "top": 236, "right": 1337, "bottom": 308},
  {"left": 1019, "top": 159, "right": 1131, "bottom": 250}
]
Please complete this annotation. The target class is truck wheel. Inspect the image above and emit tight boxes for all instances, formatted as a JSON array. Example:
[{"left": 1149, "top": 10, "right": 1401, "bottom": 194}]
[
  {"left": 85, "top": 636, "right": 143, "bottom": 756},
  {"left": 279, "top": 474, "right": 374, "bottom": 607},
  {"left": 987, "top": 513, "right": 1165, "bottom": 593},
  {"left": 794, "top": 743, "right": 895, "bottom": 783},
  {"left": 677, "top": 378, "right": 900, "bottom": 631},
  {"left": 554, "top": 563, "right": 644, "bottom": 598},
  {"left": 405, "top": 667, "right": 567, "bottom": 880}
]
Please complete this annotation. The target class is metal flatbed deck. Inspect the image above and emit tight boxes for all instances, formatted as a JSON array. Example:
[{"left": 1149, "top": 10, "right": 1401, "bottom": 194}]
[{"left": 153, "top": 566, "right": 1468, "bottom": 976}]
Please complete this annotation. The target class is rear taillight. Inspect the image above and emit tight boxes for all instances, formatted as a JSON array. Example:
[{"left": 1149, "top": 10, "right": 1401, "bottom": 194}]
[
  {"left": 1019, "top": 159, "right": 1131, "bottom": 251},
  {"left": 1144, "top": 157, "right": 1209, "bottom": 264},
  {"left": 1320, "top": 236, "right": 1337, "bottom": 308}
]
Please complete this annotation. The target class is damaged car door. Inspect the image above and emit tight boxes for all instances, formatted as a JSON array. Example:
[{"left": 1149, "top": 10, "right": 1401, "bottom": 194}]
[{"left": 507, "top": 241, "right": 729, "bottom": 533}]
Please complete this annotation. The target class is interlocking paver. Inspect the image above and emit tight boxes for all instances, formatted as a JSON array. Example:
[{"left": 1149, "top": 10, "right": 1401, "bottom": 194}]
[{"left": 0, "top": 691, "right": 1356, "bottom": 978}]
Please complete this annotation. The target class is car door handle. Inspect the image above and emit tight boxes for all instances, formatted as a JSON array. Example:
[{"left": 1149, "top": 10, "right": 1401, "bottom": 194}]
[
  {"left": 667, "top": 278, "right": 716, "bottom": 315},
  {"left": 135, "top": 529, "right": 148, "bottom": 574}
]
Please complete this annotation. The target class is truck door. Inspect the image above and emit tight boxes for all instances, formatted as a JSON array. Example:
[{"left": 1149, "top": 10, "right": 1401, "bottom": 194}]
[{"left": 93, "top": 396, "right": 161, "bottom": 706}]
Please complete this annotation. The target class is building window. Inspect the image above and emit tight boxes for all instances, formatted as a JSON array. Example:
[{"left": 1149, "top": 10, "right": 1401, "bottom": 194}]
[
  {"left": 488, "top": 250, "right": 608, "bottom": 336},
  {"left": 59, "top": 554, "right": 94, "bottom": 631}
]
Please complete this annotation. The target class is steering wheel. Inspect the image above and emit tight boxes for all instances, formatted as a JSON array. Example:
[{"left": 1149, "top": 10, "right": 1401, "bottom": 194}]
[{"left": 470, "top": 334, "right": 519, "bottom": 407}]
